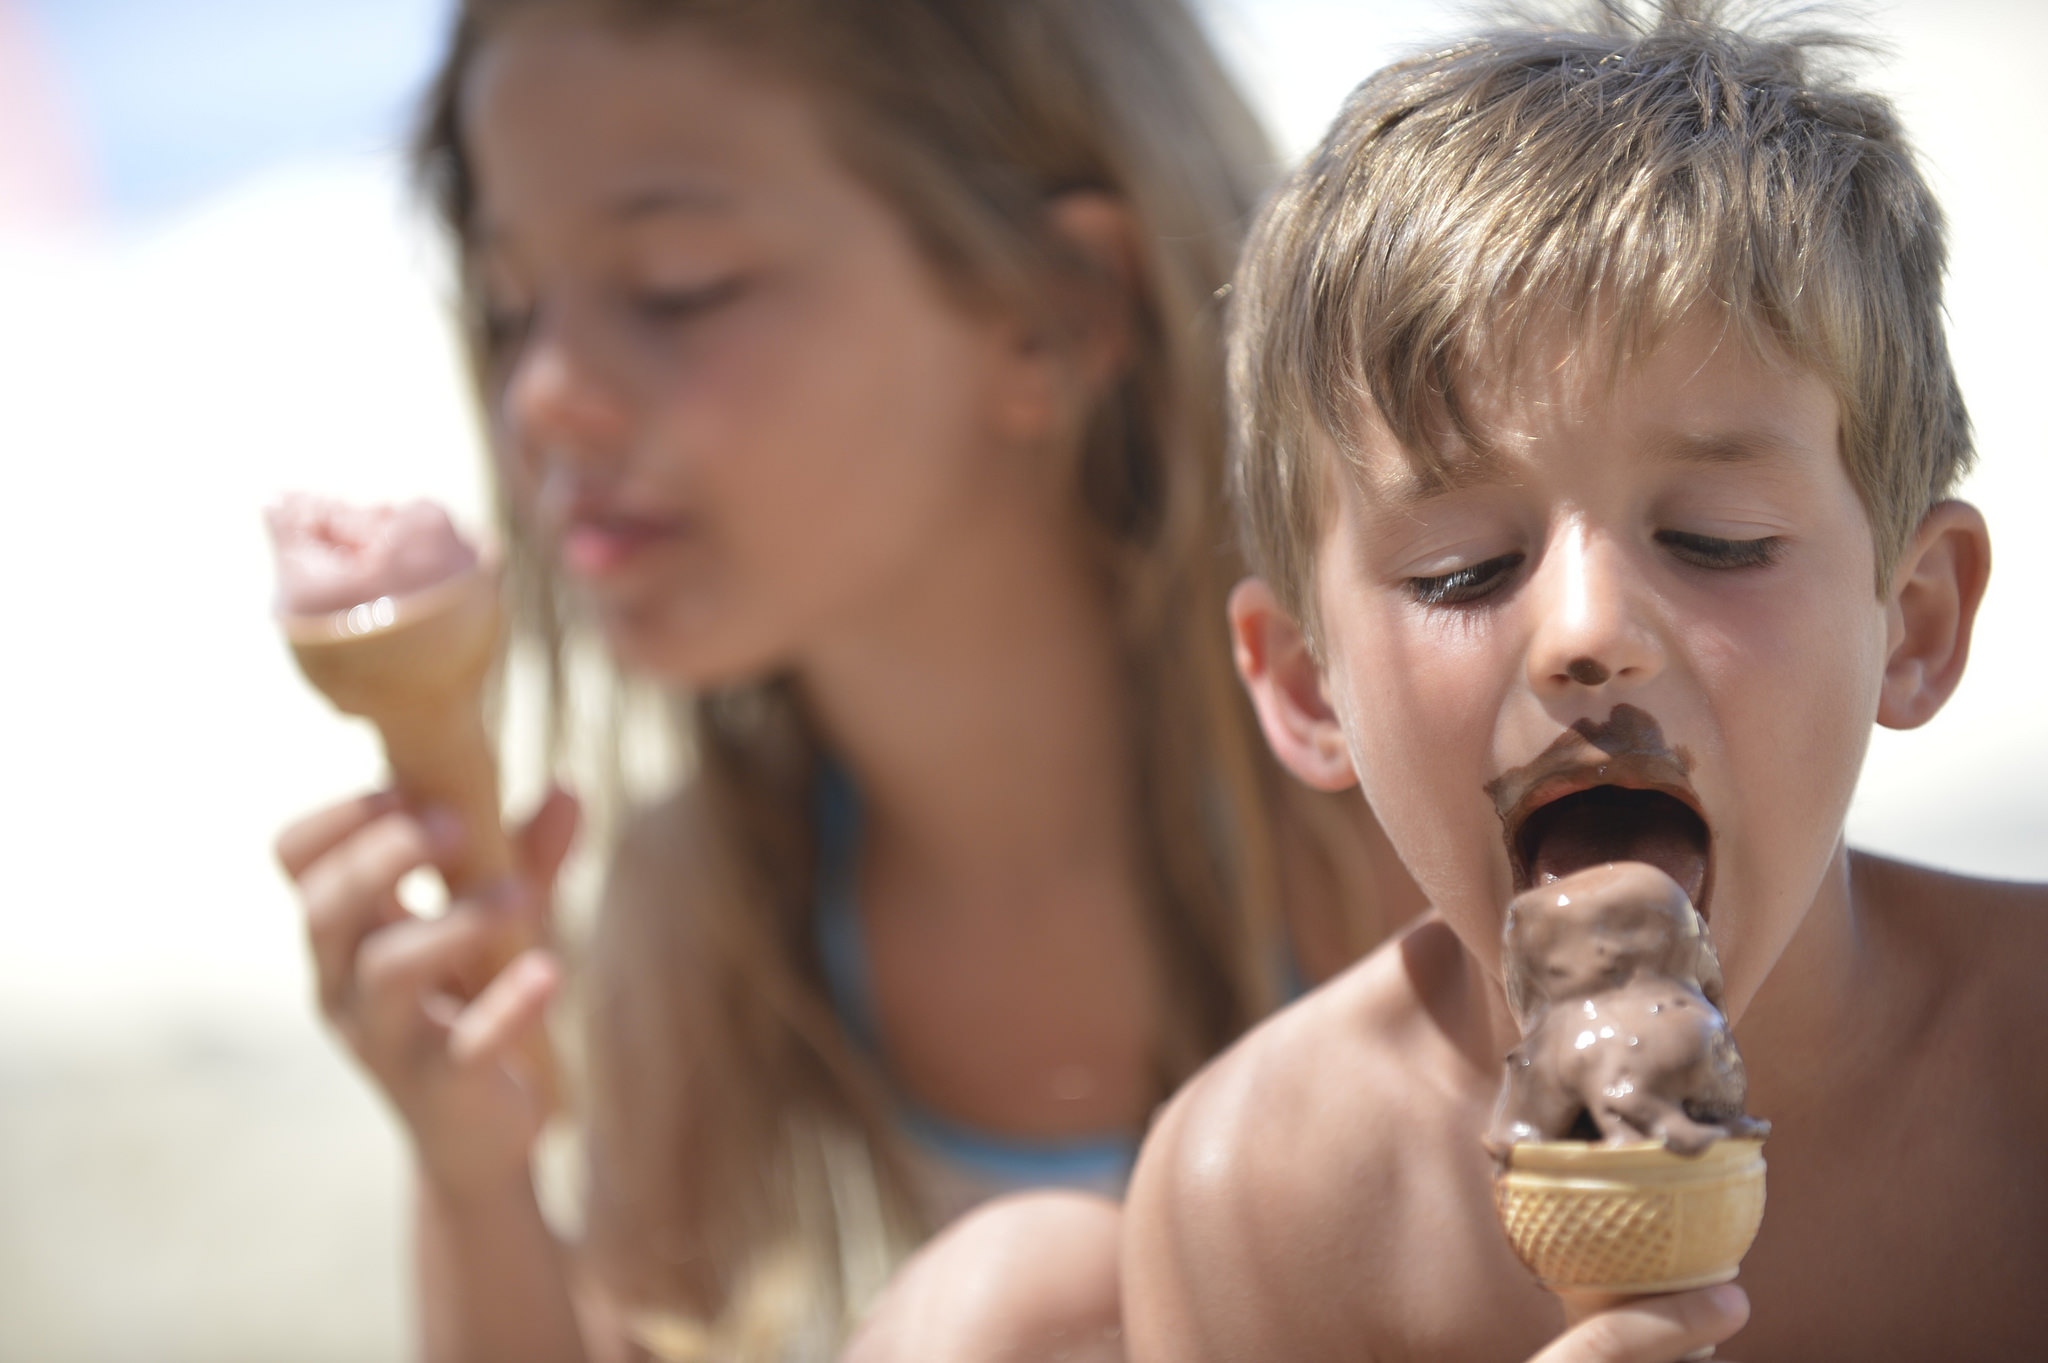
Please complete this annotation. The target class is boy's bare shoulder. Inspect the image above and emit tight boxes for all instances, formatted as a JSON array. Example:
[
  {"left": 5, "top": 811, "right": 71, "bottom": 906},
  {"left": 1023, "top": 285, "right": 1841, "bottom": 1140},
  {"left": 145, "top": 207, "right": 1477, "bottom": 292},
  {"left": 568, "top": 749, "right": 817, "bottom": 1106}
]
[
  {"left": 1133, "top": 912, "right": 1449, "bottom": 1193},
  {"left": 1856, "top": 850, "right": 2048, "bottom": 1074},
  {"left": 1124, "top": 916, "right": 1541, "bottom": 1362},
  {"left": 1856, "top": 850, "right": 2048, "bottom": 987}
]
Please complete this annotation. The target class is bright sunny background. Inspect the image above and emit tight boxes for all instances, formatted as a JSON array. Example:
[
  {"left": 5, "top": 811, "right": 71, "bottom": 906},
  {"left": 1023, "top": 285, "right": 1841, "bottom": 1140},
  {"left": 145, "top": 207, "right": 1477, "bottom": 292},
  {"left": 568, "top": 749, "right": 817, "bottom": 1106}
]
[{"left": 0, "top": 1, "right": 2039, "bottom": 1358}]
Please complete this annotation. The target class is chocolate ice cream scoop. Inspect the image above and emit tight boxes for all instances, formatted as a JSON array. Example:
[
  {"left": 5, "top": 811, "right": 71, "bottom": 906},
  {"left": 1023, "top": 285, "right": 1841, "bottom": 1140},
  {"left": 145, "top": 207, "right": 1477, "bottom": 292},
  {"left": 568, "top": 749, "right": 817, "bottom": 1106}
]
[{"left": 1487, "top": 861, "right": 1767, "bottom": 1158}]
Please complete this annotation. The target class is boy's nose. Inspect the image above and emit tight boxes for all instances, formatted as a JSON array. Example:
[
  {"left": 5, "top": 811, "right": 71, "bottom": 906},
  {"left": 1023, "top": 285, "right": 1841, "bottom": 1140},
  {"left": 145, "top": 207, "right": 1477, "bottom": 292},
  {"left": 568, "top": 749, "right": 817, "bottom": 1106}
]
[{"left": 1525, "top": 523, "right": 1665, "bottom": 694}]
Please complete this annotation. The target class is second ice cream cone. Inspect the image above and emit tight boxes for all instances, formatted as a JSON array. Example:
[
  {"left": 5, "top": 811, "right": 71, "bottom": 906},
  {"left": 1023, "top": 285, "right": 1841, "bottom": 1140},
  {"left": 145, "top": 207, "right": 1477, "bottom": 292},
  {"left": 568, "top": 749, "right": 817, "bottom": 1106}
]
[{"left": 283, "top": 560, "right": 558, "bottom": 1108}]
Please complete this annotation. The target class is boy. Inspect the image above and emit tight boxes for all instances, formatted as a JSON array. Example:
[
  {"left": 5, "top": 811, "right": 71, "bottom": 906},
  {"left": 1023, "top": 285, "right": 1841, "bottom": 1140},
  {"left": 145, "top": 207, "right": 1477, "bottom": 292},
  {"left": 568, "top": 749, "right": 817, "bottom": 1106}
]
[{"left": 1120, "top": 3, "right": 2047, "bottom": 1361}]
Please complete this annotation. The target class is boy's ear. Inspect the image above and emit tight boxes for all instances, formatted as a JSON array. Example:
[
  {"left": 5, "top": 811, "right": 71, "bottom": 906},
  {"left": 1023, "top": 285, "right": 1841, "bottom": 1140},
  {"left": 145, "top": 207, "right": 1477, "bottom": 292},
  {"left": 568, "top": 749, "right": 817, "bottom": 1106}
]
[
  {"left": 1228, "top": 577, "right": 1358, "bottom": 791},
  {"left": 1877, "top": 499, "right": 1992, "bottom": 730}
]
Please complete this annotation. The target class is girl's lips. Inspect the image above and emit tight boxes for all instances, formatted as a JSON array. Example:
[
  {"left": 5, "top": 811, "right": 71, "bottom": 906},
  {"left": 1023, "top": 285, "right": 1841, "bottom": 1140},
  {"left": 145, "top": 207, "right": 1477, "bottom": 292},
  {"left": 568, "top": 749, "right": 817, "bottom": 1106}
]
[{"left": 560, "top": 516, "right": 686, "bottom": 577}]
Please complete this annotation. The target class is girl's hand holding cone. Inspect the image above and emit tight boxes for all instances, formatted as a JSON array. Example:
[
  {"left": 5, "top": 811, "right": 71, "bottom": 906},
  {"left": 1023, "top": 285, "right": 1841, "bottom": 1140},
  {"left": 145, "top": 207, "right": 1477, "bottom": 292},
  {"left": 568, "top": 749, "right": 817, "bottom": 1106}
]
[{"left": 277, "top": 785, "right": 579, "bottom": 1204}]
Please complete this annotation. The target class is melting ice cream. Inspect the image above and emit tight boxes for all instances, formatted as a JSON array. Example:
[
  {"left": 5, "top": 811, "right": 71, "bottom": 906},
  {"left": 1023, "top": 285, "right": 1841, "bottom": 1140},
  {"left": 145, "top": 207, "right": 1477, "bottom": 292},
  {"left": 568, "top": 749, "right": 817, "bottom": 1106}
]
[{"left": 1485, "top": 861, "right": 1769, "bottom": 1159}]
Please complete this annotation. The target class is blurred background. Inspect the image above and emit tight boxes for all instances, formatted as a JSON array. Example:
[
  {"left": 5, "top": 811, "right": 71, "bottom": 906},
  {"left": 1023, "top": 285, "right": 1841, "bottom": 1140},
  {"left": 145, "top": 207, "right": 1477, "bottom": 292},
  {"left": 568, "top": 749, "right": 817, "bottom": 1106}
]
[{"left": 0, "top": 0, "right": 2039, "bottom": 1357}]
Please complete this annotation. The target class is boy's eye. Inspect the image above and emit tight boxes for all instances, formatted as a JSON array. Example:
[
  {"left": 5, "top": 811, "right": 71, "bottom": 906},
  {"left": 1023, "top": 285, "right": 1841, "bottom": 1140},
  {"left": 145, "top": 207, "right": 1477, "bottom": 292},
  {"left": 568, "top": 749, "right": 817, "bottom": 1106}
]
[
  {"left": 1407, "top": 551, "right": 1525, "bottom": 606},
  {"left": 1656, "top": 530, "right": 1782, "bottom": 570}
]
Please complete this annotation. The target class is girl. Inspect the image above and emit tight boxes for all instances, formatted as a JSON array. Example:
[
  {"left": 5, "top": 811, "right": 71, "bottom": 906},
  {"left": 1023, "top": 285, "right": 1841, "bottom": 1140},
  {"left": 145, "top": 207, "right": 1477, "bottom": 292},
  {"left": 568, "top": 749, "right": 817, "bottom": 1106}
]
[{"left": 277, "top": 0, "right": 1422, "bottom": 1358}]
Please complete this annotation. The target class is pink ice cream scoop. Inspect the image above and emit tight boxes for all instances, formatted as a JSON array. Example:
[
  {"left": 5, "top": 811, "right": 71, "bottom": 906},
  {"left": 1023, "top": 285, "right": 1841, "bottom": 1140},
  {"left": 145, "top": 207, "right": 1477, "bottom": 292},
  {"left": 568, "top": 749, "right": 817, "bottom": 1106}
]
[{"left": 267, "top": 494, "right": 480, "bottom": 617}]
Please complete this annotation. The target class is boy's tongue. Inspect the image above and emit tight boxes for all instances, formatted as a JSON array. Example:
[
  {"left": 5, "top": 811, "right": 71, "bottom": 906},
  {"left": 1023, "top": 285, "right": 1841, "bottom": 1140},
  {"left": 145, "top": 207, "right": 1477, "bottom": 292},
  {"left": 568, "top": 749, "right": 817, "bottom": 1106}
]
[{"left": 1525, "top": 787, "right": 1708, "bottom": 906}]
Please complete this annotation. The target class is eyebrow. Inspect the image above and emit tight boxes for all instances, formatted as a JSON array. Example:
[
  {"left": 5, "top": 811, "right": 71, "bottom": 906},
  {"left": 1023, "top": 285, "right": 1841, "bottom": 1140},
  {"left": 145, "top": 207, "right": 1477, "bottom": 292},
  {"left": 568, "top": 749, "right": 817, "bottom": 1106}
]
[
  {"left": 609, "top": 180, "right": 733, "bottom": 220},
  {"left": 1642, "top": 429, "right": 1801, "bottom": 466},
  {"left": 1363, "top": 446, "right": 1515, "bottom": 511},
  {"left": 472, "top": 179, "right": 732, "bottom": 248}
]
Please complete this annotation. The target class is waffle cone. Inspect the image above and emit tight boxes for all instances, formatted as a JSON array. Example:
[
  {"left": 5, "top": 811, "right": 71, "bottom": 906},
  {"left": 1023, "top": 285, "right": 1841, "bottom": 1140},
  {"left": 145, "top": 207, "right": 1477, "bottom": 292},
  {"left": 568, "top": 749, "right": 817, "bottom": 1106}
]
[
  {"left": 282, "top": 562, "right": 557, "bottom": 1107},
  {"left": 1494, "top": 1138, "right": 1765, "bottom": 1295}
]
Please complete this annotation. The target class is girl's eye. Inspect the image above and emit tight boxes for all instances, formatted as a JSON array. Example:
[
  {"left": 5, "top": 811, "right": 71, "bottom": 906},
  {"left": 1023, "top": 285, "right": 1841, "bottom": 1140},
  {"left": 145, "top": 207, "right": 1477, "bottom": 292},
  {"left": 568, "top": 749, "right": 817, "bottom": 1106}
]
[
  {"left": 631, "top": 277, "right": 746, "bottom": 324},
  {"left": 1656, "top": 530, "right": 1782, "bottom": 570},
  {"left": 1407, "top": 551, "right": 1525, "bottom": 606},
  {"left": 477, "top": 295, "right": 534, "bottom": 355}
]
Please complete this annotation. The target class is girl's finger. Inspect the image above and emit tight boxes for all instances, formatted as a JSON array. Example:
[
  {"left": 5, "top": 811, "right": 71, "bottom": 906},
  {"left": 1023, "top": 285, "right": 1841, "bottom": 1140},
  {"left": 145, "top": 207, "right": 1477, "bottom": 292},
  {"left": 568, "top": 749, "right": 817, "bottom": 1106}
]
[
  {"left": 1531, "top": 1285, "right": 1748, "bottom": 1363},
  {"left": 302, "top": 810, "right": 454, "bottom": 1016},
  {"left": 514, "top": 785, "right": 581, "bottom": 890},
  {"left": 275, "top": 790, "right": 401, "bottom": 880},
  {"left": 353, "top": 905, "right": 508, "bottom": 1051},
  {"left": 448, "top": 948, "right": 561, "bottom": 1068}
]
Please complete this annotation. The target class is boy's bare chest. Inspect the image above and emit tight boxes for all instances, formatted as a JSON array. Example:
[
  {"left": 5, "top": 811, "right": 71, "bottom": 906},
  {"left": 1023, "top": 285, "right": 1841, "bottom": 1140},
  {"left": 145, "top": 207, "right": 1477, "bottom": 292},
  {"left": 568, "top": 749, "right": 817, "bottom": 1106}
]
[
  {"left": 1728, "top": 1105, "right": 2048, "bottom": 1360},
  {"left": 1353, "top": 1107, "right": 2048, "bottom": 1363},
  {"left": 1725, "top": 982, "right": 2048, "bottom": 1358}
]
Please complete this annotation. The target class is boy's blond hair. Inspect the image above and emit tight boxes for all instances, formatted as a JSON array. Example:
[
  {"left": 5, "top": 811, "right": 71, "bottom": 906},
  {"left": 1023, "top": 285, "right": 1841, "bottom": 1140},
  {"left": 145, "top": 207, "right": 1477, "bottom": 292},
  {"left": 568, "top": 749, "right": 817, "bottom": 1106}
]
[{"left": 1230, "top": 0, "right": 1972, "bottom": 635}]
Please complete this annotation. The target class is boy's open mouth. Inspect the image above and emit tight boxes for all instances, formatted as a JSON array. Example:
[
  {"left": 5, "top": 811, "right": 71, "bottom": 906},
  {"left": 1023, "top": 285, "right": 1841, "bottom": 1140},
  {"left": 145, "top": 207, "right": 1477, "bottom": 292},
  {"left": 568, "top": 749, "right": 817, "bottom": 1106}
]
[
  {"left": 1510, "top": 784, "right": 1709, "bottom": 906},
  {"left": 1487, "top": 705, "right": 1713, "bottom": 911}
]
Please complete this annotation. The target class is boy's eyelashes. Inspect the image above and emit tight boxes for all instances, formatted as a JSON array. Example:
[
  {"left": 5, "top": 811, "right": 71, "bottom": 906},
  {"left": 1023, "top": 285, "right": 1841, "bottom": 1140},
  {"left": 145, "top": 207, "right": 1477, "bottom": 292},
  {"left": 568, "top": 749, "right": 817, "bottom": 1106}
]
[
  {"left": 1408, "top": 551, "right": 1525, "bottom": 606},
  {"left": 1403, "top": 532, "right": 1784, "bottom": 606},
  {"left": 1654, "top": 529, "right": 1783, "bottom": 570}
]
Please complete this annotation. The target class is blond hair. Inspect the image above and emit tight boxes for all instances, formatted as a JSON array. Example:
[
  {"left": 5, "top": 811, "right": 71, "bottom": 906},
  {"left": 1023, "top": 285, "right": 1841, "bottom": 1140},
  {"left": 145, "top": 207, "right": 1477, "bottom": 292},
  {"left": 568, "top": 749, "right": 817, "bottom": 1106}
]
[
  {"left": 415, "top": 0, "right": 1290, "bottom": 1354},
  {"left": 1231, "top": 0, "right": 1972, "bottom": 633}
]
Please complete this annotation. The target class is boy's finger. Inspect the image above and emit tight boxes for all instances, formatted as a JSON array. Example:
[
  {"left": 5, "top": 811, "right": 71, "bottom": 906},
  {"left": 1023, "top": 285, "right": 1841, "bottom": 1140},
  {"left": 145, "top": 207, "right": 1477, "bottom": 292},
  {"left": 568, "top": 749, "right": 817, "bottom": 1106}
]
[
  {"left": 275, "top": 790, "right": 401, "bottom": 880},
  {"left": 1531, "top": 1285, "right": 1747, "bottom": 1363},
  {"left": 448, "top": 949, "right": 561, "bottom": 1067}
]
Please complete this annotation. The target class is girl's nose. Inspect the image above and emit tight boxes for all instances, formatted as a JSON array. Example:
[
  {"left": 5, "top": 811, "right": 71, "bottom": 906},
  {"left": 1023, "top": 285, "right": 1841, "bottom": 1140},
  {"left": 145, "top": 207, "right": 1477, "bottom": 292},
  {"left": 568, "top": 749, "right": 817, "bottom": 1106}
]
[
  {"left": 1525, "top": 523, "right": 1665, "bottom": 695},
  {"left": 500, "top": 309, "right": 631, "bottom": 467}
]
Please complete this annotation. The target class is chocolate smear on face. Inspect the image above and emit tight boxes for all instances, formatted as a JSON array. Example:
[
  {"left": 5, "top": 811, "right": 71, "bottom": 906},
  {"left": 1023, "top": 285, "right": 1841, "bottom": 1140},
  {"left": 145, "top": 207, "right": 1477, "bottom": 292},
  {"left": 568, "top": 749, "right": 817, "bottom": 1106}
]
[{"left": 1486, "top": 705, "right": 1710, "bottom": 906}]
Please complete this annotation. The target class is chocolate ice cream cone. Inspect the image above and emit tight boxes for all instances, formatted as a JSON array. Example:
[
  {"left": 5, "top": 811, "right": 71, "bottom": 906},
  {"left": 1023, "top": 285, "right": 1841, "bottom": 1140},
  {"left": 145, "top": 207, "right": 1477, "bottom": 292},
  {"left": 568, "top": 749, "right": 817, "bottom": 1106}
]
[
  {"left": 1495, "top": 1137, "right": 1765, "bottom": 1294},
  {"left": 1497, "top": 1138, "right": 1764, "bottom": 1358},
  {"left": 282, "top": 559, "right": 558, "bottom": 1108}
]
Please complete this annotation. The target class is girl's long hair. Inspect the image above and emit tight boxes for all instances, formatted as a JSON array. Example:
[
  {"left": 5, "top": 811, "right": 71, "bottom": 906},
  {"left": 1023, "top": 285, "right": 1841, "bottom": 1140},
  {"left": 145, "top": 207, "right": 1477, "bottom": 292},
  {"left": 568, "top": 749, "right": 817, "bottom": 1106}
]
[{"left": 415, "top": 0, "right": 1291, "bottom": 1353}]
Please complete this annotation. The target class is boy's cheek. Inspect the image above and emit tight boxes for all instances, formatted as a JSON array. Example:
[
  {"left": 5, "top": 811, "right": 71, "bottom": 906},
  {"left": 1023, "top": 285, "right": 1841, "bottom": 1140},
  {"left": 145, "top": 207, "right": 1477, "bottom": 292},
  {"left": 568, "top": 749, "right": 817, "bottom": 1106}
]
[{"left": 1334, "top": 641, "right": 1514, "bottom": 920}]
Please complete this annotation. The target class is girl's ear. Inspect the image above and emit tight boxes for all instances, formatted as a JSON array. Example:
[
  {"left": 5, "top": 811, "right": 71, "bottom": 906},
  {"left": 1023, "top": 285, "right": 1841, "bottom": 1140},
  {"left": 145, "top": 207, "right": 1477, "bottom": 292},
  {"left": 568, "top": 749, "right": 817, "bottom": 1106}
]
[
  {"left": 1228, "top": 577, "right": 1358, "bottom": 791},
  {"left": 1877, "top": 499, "right": 1992, "bottom": 730},
  {"left": 990, "top": 192, "right": 1139, "bottom": 449},
  {"left": 1041, "top": 191, "right": 1140, "bottom": 397}
]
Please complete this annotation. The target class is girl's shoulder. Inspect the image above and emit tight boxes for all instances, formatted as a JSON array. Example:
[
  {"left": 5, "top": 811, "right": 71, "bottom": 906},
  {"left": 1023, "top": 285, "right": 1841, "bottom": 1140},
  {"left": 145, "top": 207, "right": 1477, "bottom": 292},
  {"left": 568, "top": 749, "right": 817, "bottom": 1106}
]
[
  {"left": 610, "top": 784, "right": 712, "bottom": 881},
  {"left": 588, "top": 783, "right": 724, "bottom": 967}
]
